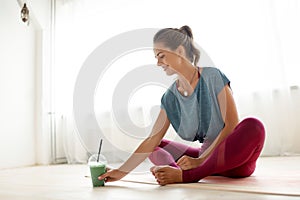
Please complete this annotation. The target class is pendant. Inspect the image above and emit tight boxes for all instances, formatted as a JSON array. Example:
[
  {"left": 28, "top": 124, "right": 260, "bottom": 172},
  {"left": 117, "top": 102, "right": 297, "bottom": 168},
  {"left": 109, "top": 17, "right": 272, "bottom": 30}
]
[{"left": 183, "top": 91, "right": 188, "bottom": 97}]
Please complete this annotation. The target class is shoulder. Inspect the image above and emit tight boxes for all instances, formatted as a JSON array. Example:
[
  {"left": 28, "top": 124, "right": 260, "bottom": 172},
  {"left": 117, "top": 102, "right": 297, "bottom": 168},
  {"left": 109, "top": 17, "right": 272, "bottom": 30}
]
[
  {"left": 202, "top": 67, "right": 229, "bottom": 80},
  {"left": 200, "top": 67, "right": 230, "bottom": 93},
  {"left": 202, "top": 67, "right": 224, "bottom": 77}
]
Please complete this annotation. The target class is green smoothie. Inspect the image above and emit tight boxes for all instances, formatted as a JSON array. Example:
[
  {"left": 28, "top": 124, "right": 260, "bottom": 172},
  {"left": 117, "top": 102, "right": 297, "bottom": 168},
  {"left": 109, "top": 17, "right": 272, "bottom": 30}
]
[{"left": 89, "top": 163, "right": 106, "bottom": 187}]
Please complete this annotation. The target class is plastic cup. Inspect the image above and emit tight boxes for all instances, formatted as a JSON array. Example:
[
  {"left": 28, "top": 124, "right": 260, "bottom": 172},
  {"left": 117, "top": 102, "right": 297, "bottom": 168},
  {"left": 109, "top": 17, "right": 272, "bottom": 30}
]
[{"left": 88, "top": 154, "right": 107, "bottom": 187}]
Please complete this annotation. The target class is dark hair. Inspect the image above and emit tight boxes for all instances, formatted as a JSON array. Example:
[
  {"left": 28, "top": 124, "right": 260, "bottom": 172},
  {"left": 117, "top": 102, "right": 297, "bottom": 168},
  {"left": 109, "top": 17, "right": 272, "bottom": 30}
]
[{"left": 153, "top": 25, "right": 200, "bottom": 65}]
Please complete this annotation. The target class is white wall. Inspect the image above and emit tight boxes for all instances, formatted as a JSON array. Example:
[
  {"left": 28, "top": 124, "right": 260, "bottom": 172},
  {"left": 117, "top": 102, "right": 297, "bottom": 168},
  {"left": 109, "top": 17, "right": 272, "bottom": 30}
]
[
  {"left": 0, "top": 0, "right": 51, "bottom": 169},
  {"left": 0, "top": 0, "right": 36, "bottom": 169}
]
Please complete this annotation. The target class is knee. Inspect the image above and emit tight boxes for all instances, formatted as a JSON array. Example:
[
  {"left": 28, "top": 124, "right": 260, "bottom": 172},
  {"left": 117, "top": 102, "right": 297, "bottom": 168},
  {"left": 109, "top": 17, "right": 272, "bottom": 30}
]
[
  {"left": 241, "top": 117, "right": 263, "bottom": 128},
  {"left": 239, "top": 118, "right": 265, "bottom": 141}
]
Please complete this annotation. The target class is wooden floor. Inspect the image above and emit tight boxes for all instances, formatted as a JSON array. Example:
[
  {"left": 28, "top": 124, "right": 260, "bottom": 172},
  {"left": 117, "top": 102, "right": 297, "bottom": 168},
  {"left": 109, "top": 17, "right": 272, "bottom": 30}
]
[{"left": 0, "top": 156, "right": 299, "bottom": 200}]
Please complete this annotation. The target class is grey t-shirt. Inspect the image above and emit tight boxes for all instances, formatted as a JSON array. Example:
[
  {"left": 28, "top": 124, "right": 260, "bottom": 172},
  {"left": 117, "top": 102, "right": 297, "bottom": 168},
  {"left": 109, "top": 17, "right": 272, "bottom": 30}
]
[{"left": 161, "top": 67, "right": 230, "bottom": 151}]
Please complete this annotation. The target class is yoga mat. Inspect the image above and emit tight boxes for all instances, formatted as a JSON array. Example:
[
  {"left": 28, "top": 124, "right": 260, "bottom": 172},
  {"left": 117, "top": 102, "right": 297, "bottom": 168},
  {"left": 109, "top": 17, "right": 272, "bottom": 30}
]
[
  {"left": 121, "top": 157, "right": 300, "bottom": 197},
  {"left": 121, "top": 173, "right": 300, "bottom": 197}
]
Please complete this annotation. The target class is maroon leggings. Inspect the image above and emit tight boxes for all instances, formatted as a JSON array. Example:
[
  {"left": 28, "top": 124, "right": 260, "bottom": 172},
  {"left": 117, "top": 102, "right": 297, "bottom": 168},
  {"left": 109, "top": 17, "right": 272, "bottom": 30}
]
[{"left": 148, "top": 118, "right": 265, "bottom": 183}]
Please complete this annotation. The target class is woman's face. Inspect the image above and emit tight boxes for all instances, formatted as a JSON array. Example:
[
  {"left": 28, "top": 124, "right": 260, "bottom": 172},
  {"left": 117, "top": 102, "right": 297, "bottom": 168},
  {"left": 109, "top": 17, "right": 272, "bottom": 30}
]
[{"left": 153, "top": 42, "right": 181, "bottom": 76}]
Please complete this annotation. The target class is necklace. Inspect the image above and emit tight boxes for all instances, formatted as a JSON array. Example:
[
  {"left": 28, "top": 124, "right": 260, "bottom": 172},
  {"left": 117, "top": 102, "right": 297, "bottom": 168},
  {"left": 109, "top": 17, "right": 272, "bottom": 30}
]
[{"left": 180, "top": 67, "right": 198, "bottom": 97}]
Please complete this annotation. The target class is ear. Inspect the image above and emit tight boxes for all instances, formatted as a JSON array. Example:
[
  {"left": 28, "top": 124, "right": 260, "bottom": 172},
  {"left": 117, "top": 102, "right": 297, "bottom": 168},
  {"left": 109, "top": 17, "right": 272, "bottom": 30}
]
[
  {"left": 175, "top": 45, "right": 186, "bottom": 57},
  {"left": 174, "top": 45, "right": 187, "bottom": 65}
]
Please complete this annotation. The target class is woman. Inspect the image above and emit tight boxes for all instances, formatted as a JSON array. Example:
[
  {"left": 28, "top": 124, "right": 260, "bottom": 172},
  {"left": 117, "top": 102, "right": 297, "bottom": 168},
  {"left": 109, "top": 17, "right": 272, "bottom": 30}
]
[{"left": 99, "top": 25, "right": 265, "bottom": 185}]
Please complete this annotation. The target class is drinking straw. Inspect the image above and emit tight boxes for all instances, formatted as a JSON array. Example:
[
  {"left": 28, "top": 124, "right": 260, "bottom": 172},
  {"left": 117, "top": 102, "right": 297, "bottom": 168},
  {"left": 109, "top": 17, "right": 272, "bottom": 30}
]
[{"left": 97, "top": 139, "right": 103, "bottom": 162}]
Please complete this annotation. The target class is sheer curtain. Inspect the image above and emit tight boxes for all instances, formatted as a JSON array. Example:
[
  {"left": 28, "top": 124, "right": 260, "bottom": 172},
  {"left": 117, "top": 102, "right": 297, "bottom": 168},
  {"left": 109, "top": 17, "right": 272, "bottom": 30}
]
[{"left": 54, "top": 0, "right": 300, "bottom": 163}]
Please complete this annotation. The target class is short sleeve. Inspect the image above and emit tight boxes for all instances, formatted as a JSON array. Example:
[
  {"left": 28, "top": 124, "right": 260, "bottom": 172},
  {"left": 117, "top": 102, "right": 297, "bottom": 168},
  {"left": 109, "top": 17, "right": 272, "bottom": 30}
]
[
  {"left": 211, "top": 68, "right": 230, "bottom": 95},
  {"left": 160, "top": 93, "right": 166, "bottom": 110}
]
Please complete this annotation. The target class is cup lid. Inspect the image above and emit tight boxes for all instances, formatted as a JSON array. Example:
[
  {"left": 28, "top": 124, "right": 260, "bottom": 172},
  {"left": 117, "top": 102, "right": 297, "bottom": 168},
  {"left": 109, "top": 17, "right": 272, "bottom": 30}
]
[{"left": 88, "top": 154, "right": 107, "bottom": 165}]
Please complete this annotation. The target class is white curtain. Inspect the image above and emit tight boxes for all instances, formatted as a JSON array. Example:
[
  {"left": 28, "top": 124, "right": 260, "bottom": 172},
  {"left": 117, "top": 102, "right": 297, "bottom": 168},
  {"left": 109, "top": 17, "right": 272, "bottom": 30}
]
[{"left": 54, "top": 0, "right": 300, "bottom": 164}]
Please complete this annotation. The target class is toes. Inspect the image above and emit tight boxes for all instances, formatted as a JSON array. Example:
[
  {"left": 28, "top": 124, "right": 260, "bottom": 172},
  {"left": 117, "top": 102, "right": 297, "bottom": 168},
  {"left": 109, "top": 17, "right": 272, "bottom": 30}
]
[
  {"left": 150, "top": 165, "right": 165, "bottom": 175},
  {"left": 150, "top": 166, "right": 156, "bottom": 172},
  {"left": 158, "top": 179, "right": 166, "bottom": 186},
  {"left": 150, "top": 166, "right": 156, "bottom": 176},
  {"left": 150, "top": 166, "right": 160, "bottom": 174}
]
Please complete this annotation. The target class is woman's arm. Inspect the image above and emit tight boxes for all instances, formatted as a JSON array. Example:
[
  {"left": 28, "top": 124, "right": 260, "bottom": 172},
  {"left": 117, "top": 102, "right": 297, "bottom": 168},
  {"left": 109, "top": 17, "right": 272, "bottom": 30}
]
[
  {"left": 99, "top": 109, "right": 170, "bottom": 182},
  {"left": 198, "top": 85, "right": 239, "bottom": 159},
  {"left": 177, "top": 85, "right": 239, "bottom": 170}
]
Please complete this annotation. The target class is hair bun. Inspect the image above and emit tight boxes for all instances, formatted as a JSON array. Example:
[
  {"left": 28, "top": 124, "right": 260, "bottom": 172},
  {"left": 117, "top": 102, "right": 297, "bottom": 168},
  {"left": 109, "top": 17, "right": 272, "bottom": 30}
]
[{"left": 179, "top": 25, "right": 193, "bottom": 39}]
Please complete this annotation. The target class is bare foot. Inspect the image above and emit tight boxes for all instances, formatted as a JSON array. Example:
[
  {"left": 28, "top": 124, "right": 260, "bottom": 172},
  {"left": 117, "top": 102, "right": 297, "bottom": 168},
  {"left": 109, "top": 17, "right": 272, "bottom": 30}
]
[{"left": 150, "top": 165, "right": 183, "bottom": 186}]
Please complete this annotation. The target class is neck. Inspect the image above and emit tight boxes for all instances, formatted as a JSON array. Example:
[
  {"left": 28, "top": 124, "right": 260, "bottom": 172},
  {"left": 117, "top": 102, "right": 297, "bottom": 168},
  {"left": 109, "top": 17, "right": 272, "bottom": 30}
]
[
  {"left": 176, "top": 62, "right": 198, "bottom": 96},
  {"left": 177, "top": 62, "right": 197, "bottom": 84}
]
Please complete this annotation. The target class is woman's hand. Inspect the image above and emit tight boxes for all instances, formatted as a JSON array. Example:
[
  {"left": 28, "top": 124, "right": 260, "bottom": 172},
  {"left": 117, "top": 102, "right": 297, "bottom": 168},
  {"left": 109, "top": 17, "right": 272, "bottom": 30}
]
[
  {"left": 98, "top": 168, "right": 128, "bottom": 183},
  {"left": 176, "top": 156, "right": 205, "bottom": 170}
]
